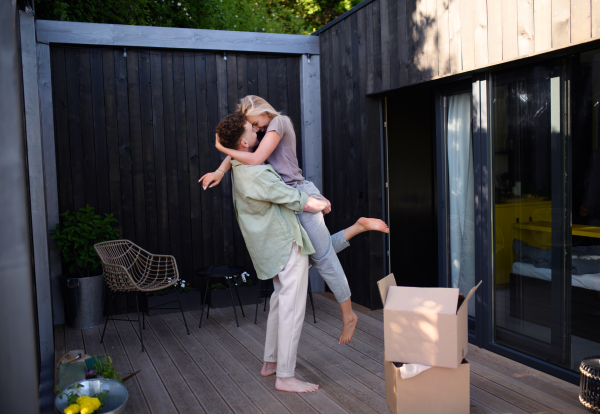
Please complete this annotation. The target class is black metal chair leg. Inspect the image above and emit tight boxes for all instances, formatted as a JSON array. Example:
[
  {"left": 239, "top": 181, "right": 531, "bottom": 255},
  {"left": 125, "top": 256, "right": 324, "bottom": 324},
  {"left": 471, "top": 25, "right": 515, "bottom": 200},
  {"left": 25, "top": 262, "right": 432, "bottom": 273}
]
[
  {"left": 141, "top": 293, "right": 146, "bottom": 330},
  {"left": 308, "top": 278, "right": 316, "bottom": 323},
  {"left": 100, "top": 292, "right": 116, "bottom": 343},
  {"left": 233, "top": 281, "right": 245, "bottom": 317},
  {"left": 176, "top": 292, "right": 190, "bottom": 335},
  {"left": 254, "top": 280, "right": 261, "bottom": 324},
  {"left": 227, "top": 277, "right": 240, "bottom": 327},
  {"left": 136, "top": 292, "right": 144, "bottom": 352},
  {"left": 206, "top": 281, "right": 212, "bottom": 320},
  {"left": 199, "top": 278, "right": 210, "bottom": 328}
]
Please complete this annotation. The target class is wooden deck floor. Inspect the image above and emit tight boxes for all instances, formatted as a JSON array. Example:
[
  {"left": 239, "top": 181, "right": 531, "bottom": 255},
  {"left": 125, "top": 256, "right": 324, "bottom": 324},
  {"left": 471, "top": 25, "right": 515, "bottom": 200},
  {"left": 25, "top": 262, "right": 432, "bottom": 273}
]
[{"left": 54, "top": 293, "right": 585, "bottom": 414}]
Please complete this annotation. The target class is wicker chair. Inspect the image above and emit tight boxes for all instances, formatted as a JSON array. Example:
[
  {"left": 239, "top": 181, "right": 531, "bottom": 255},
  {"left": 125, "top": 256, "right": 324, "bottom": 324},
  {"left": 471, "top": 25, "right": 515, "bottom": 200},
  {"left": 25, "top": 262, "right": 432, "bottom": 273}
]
[{"left": 94, "top": 240, "right": 190, "bottom": 351}]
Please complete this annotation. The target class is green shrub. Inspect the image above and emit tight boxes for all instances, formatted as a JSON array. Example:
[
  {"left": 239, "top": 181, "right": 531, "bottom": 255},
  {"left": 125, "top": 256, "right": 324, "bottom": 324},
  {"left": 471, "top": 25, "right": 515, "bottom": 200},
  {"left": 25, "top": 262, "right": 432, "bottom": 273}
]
[{"left": 50, "top": 205, "right": 120, "bottom": 277}]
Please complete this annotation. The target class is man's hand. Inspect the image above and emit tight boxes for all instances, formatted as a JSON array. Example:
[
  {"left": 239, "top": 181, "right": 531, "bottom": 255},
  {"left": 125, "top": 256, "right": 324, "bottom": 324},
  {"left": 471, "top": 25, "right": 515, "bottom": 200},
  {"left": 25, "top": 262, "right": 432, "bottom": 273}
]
[
  {"left": 303, "top": 197, "right": 328, "bottom": 213},
  {"left": 321, "top": 196, "right": 332, "bottom": 215}
]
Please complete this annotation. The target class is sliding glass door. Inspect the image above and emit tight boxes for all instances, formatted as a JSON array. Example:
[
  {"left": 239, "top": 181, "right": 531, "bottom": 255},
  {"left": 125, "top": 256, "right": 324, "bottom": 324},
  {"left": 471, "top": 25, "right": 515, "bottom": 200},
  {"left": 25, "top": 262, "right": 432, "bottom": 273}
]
[{"left": 491, "top": 61, "right": 571, "bottom": 367}]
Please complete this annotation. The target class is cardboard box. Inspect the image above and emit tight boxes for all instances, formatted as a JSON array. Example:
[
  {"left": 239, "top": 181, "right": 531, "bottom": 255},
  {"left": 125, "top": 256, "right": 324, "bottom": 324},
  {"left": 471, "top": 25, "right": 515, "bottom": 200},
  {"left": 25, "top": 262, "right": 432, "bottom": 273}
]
[
  {"left": 385, "top": 359, "right": 470, "bottom": 414},
  {"left": 378, "top": 274, "right": 481, "bottom": 368}
]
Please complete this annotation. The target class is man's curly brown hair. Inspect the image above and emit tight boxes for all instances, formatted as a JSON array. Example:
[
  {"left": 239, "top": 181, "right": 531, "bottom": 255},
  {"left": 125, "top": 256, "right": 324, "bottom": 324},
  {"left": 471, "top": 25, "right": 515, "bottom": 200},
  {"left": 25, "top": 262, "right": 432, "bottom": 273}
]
[{"left": 216, "top": 112, "right": 247, "bottom": 150}]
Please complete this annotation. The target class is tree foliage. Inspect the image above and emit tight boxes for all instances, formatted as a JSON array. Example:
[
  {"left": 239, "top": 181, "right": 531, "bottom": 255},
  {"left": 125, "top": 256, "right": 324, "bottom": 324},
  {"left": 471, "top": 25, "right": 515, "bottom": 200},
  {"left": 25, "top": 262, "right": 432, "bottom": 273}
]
[{"left": 34, "top": 0, "right": 363, "bottom": 34}]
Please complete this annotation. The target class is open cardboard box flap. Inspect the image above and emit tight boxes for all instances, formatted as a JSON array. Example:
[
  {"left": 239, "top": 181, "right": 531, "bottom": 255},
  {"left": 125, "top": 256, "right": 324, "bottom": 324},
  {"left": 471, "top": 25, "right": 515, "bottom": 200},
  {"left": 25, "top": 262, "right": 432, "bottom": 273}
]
[{"left": 378, "top": 274, "right": 482, "bottom": 315}]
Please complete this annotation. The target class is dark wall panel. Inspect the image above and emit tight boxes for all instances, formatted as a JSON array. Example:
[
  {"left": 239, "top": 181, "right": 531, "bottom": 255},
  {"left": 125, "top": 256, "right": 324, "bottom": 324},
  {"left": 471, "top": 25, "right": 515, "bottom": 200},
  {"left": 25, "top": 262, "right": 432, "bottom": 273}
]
[{"left": 50, "top": 45, "right": 303, "bottom": 291}]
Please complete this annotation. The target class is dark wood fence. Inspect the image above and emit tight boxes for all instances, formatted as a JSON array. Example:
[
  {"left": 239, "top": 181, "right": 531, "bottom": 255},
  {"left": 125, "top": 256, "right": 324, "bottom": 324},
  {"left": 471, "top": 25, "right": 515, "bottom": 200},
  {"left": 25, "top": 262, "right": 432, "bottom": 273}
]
[{"left": 50, "top": 45, "right": 303, "bottom": 293}]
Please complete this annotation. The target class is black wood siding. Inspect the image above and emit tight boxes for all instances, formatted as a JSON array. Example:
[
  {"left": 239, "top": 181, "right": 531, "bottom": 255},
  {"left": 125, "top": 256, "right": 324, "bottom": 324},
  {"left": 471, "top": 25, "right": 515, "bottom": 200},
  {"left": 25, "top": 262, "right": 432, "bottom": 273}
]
[
  {"left": 50, "top": 45, "right": 303, "bottom": 295},
  {"left": 319, "top": 9, "right": 386, "bottom": 310}
]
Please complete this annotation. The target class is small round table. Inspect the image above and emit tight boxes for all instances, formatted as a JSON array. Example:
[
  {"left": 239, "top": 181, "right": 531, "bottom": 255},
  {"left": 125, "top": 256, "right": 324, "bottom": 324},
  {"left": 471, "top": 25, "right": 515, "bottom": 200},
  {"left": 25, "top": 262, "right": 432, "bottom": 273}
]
[{"left": 195, "top": 264, "right": 246, "bottom": 328}]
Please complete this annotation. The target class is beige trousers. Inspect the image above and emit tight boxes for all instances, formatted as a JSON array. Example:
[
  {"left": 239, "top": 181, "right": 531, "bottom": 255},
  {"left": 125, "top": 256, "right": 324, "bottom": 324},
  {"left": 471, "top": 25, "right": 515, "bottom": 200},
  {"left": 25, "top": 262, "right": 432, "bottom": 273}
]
[{"left": 263, "top": 242, "right": 309, "bottom": 378}]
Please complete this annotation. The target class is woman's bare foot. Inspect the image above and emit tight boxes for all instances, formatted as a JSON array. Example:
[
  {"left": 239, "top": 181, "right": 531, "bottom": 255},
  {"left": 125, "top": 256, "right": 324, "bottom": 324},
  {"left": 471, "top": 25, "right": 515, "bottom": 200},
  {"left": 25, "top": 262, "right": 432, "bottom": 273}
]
[
  {"left": 275, "top": 376, "right": 319, "bottom": 393},
  {"left": 339, "top": 311, "right": 358, "bottom": 344},
  {"left": 261, "top": 361, "right": 277, "bottom": 377},
  {"left": 344, "top": 217, "right": 389, "bottom": 241},
  {"left": 356, "top": 217, "right": 389, "bottom": 233}
]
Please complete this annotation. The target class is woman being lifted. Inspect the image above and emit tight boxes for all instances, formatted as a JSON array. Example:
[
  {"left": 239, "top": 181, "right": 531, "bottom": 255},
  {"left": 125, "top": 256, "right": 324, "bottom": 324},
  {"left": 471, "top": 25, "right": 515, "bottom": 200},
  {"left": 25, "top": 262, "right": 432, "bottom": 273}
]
[{"left": 200, "top": 95, "right": 389, "bottom": 344}]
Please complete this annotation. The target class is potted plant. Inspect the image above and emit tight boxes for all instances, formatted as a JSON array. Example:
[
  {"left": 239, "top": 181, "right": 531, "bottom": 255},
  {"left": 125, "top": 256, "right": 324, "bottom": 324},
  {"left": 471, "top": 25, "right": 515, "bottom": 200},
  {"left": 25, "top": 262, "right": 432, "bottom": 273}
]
[
  {"left": 209, "top": 271, "right": 263, "bottom": 308},
  {"left": 146, "top": 278, "right": 202, "bottom": 315},
  {"left": 50, "top": 205, "right": 120, "bottom": 329}
]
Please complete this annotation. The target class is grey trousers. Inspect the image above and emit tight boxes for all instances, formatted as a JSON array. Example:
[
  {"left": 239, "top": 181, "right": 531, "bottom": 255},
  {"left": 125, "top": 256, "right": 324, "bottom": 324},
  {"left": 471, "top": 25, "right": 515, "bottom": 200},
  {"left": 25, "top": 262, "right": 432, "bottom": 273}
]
[{"left": 296, "top": 181, "right": 352, "bottom": 303}]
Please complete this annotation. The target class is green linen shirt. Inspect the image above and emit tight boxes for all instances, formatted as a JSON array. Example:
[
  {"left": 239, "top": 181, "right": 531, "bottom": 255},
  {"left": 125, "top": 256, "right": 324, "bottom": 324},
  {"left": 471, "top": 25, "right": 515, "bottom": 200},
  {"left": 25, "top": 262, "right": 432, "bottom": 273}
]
[{"left": 230, "top": 159, "right": 315, "bottom": 280}]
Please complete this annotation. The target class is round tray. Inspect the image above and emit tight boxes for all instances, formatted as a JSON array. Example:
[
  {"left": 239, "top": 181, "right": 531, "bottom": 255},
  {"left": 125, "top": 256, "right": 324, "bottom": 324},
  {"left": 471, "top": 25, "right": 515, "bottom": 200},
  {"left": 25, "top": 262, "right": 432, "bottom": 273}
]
[{"left": 55, "top": 378, "right": 128, "bottom": 414}]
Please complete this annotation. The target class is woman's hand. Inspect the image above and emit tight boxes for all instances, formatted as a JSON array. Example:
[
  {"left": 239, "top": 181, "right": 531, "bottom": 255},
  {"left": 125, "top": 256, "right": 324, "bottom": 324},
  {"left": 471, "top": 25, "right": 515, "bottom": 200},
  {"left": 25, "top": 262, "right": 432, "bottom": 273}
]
[
  {"left": 321, "top": 196, "right": 332, "bottom": 215},
  {"left": 198, "top": 170, "right": 224, "bottom": 190},
  {"left": 215, "top": 133, "right": 225, "bottom": 153}
]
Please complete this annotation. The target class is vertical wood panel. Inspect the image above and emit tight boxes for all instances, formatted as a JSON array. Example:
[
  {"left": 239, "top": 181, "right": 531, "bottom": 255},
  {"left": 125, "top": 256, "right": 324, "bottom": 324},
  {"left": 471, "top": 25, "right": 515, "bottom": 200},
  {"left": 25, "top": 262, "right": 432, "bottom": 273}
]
[
  {"left": 388, "top": 0, "right": 400, "bottom": 89},
  {"left": 406, "top": 0, "right": 420, "bottom": 82},
  {"left": 210, "top": 53, "right": 225, "bottom": 264},
  {"left": 502, "top": 0, "right": 519, "bottom": 60},
  {"left": 380, "top": 0, "right": 391, "bottom": 89},
  {"left": 65, "top": 48, "right": 86, "bottom": 211},
  {"left": 151, "top": 52, "right": 169, "bottom": 254},
  {"left": 223, "top": 54, "right": 237, "bottom": 266},
  {"left": 534, "top": 0, "right": 552, "bottom": 52},
  {"left": 474, "top": 0, "right": 489, "bottom": 67},
  {"left": 247, "top": 55, "right": 258, "bottom": 96},
  {"left": 366, "top": 4, "right": 376, "bottom": 94},
  {"left": 161, "top": 52, "right": 182, "bottom": 264},
  {"left": 425, "top": 0, "right": 439, "bottom": 78},
  {"left": 286, "top": 56, "right": 302, "bottom": 169},
  {"left": 372, "top": 1, "right": 383, "bottom": 92},
  {"left": 437, "top": 0, "right": 451, "bottom": 76},
  {"left": 593, "top": 0, "right": 600, "bottom": 37},
  {"left": 89, "top": 49, "right": 110, "bottom": 216},
  {"left": 572, "top": 0, "right": 592, "bottom": 43},
  {"left": 172, "top": 52, "right": 192, "bottom": 279},
  {"left": 552, "top": 0, "right": 572, "bottom": 48},
  {"left": 184, "top": 52, "right": 202, "bottom": 280},
  {"left": 397, "top": 0, "right": 409, "bottom": 86},
  {"left": 114, "top": 49, "right": 135, "bottom": 241},
  {"left": 101, "top": 49, "right": 124, "bottom": 235},
  {"left": 138, "top": 51, "right": 159, "bottom": 253},
  {"left": 126, "top": 50, "right": 148, "bottom": 248},
  {"left": 518, "top": 0, "right": 535, "bottom": 56},
  {"left": 77, "top": 49, "right": 99, "bottom": 209},
  {"left": 488, "top": 0, "right": 503, "bottom": 63},
  {"left": 195, "top": 52, "right": 214, "bottom": 269},
  {"left": 448, "top": 0, "right": 462, "bottom": 73},
  {"left": 460, "top": 0, "right": 475, "bottom": 70}
]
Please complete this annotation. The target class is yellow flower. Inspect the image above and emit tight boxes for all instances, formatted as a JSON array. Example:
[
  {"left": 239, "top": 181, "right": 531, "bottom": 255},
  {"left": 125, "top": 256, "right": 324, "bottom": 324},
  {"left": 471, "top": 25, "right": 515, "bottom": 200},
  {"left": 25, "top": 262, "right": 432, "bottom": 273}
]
[{"left": 64, "top": 404, "right": 80, "bottom": 414}]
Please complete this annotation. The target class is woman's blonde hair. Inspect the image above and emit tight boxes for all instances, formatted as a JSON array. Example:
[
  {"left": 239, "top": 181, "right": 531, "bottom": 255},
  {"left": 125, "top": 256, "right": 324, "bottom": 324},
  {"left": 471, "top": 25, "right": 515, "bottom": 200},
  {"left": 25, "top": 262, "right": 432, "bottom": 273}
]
[{"left": 236, "top": 95, "right": 281, "bottom": 119}]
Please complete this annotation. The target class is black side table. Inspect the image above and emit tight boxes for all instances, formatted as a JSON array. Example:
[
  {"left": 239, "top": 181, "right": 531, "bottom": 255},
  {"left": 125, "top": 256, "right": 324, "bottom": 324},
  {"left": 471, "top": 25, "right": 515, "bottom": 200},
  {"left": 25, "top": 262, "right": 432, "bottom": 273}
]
[{"left": 196, "top": 264, "right": 246, "bottom": 328}]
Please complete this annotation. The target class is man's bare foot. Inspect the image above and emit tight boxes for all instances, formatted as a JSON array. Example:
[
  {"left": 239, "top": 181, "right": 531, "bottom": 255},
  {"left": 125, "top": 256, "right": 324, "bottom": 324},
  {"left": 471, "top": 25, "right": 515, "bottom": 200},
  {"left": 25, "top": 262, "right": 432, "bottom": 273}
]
[
  {"left": 275, "top": 376, "right": 319, "bottom": 393},
  {"left": 356, "top": 217, "right": 390, "bottom": 233},
  {"left": 261, "top": 361, "right": 277, "bottom": 377},
  {"left": 339, "top": 311, "right": 358, "bottom": 344}
]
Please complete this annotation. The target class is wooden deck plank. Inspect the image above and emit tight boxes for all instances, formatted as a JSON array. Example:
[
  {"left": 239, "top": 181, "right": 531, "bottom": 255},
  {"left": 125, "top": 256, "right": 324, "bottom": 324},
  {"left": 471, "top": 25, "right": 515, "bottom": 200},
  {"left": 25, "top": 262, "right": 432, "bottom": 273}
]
[
  {"left": 158, "top": 313, "right": 258, "bottom": 414},
  {"left": 196, "top": 309, "right": 323, "bottom": 414},
  {"left": 124, "top": 315, "right": 205, "bottom": 414},
  {"left": 242, "top": 310, "right": 388, "bottom": 412},
  {"left": 467, "top": 344, "right": 581, "bottom": 408},
  {"left": 310, "top": 296, "right": 384, "bottom": 340},
  {"left": 54, "top": 324, "right": 65, "bottom": 386},
  {"left": 318, "top": 292, "right": 383, "bottom": 321},
  {"left": 303, "top": 308, "right": 384, "bottom": 364},
  {"left": 80, "top": 326, "right": 106, "bottom": 358},
  {"left": 470, "top": 384, "right": 529, "bottom": 414},
  {"left": 221, "top": 307, "right": 381, "bottom": 414},
  {"left": 63, "top": 324, "right": 85, "bottom": 354},
  {"left": 99, "top": 320, "right": 151, "bottom": 414},
  {"left": 112, "top": 319, "right": 179, "bottom": 413},
  {"left": 221, "top": 306, "right": 386, "bottom": 396},
  {"left": 313, "top": 294, "right": 384, "bottom": 330},
  {"left": 471, "top": 371, "right": 560, "bottom": 414},
  {"left": 144, "top": 314, "right": 232, "bottom": 414},
  {"left": 180, "top": 311, "right": 291, "bottom": 414},
  {"left": 192, "top": 309, "right": 349, "bottom": 414},
  {"left": 469, "top": 360, "right": 586, "bottom": 414}
]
